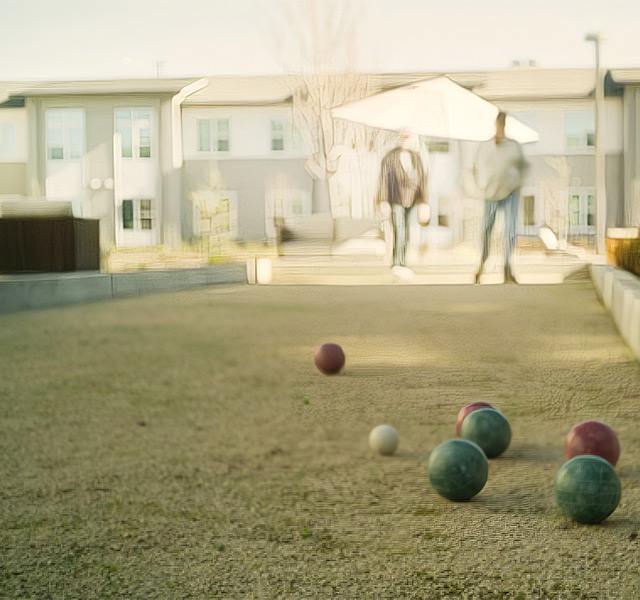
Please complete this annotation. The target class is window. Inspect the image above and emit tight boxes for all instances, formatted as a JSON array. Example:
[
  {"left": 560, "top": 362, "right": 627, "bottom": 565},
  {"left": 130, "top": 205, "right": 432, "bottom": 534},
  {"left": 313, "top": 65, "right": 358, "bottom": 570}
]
[
  {"left": 264, "top": 188, "right": 312, "bottom": 238},
  {"left": 291, "top": 196, "right": 304, "bottom": 215},
  {"left": 427, "top": 141, "right": 449, "bottom": 153},
  {"left": 513, "top": 112, "right": 538, "bottom": 150},
  {"left": 522, "top": 195, "right": 535, "bottom": 227},
  {"left": 47, "top": 111, "right": 63, "bottom": 159},
  {"left": 271, "top": 118, "right": 284, "bottom": 151},
  {"left": 115, "top": 109, "right": 152, "bottom": 158},
  {"left": 216, "top": 119, "right": 229, "bottom": 151},
  {"left": 47, "top": 109, "right": 84, "bottom": 161},
  {"left": 0, "top": 123, "right": 18, "bottom": 159},
  {"left": 140, "top": 199, "right": 153, "bottom": 229},
  {"left": 196, "top": 118, "right": 230, "bottom": 152},
  {"left": 565, "top": 112, "right": 595, "bottom": 149},
  {"left": 139, "top": 119, "right": 151, "bottom": 158},
  {"left": 517, "top": 187, "right": 541, "bottom": 235},
  {"left": 193, "top": 190, "right": 238, "bottom": 239},
  {"left": 122, "top": 200, "right": 134, "bottom": 229},
  {"left": 587, "top": 194, "right": 595, "bottom": 226},
  {"left": 116, "top": 111, "right": 133, "bottom": 158},
  {"left": 271, "top": 116, "right": 303, "bottom": 152},
  {"left": 122, "top": 199, "right": 154, "bottom": 231},
  {"left": 197, "top": 120, "right": 210, "bottom": 152},
  {"left": 513, "top": 112, "right": 537, "bottom": 129},
  {"left": 568, "top": 187, "right": 595, "bottom": 234}
]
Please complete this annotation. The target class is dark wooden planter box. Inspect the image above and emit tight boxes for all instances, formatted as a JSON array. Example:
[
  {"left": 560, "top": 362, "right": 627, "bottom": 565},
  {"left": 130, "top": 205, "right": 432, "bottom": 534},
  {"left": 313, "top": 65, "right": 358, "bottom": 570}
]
[
  {"left": 0, "top": 217, "right": 100, "bottom": 272},
  {"left": 607, "top": 237, "right": 640, "bottom": 278}
]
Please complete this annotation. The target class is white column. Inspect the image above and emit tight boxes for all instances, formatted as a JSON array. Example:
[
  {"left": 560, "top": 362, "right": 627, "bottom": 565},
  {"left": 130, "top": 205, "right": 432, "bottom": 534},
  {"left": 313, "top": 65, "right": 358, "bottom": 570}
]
[{"left": 587, "top": 33, "right": 607, "bottom": 253}]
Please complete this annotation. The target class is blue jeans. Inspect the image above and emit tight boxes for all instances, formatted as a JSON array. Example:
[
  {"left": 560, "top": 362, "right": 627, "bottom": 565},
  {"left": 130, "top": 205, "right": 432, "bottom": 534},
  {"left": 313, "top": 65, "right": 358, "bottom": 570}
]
[
  {"left": 480, "top": 190, "right": 519, "bottom": 271},
  {"left": 391, "top": 204, "right": 417, "bottom": 266}
]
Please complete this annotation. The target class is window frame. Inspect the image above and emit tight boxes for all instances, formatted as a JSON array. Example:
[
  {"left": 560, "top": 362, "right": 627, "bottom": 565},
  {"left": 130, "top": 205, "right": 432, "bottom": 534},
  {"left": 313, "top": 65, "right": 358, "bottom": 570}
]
[
  {"left": 46, "top": 108, "right": 85, "bottom": 162},
  {"left": 564, "top": 111, "right": 596, "bottom": 153},
  {"left": 0, "top": 122, "right": 18, "bottom": 160},
  {"left": 196, "top": 117, "right": 231, "bottom": 153},
  {"left": 567, "top": 186, "right": 596, "bottom": 235},
  {"left": 121, "top": 198, "right": 156, "bottom": 231},
  {"left": 270, "top": 117, "right": 285, "bottom": 152},
  {"left": 115, "top": 108, "right": 153, "bottom": 160},
  {"left": 516, "top": 186, "right": 543, "bottom": 236}
]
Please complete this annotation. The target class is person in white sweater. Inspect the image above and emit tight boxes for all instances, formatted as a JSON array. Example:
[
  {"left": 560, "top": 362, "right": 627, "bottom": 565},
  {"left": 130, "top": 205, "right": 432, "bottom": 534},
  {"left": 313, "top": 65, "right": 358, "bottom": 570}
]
[{"left": 473, "top": 112, "right": 527, "bottom": 284}]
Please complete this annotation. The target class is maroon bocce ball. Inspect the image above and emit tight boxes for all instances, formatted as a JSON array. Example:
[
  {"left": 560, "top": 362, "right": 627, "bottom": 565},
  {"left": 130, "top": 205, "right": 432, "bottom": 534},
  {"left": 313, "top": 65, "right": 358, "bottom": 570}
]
[
  {"left": 314, "top": 343, "right": 345, "bottom": 375},
  {"left": 456, "top": 402, "right": 497, "bottom": 436},
  {"left": 564, "top": 421, "right": 621, "bottom": 466}
]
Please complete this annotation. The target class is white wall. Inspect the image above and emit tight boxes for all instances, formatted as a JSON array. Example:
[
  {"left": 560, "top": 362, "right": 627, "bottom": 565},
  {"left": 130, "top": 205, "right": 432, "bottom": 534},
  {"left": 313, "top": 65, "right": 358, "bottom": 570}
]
[{"left": 182, "top": 106, "right": 308, "bottom": 160}]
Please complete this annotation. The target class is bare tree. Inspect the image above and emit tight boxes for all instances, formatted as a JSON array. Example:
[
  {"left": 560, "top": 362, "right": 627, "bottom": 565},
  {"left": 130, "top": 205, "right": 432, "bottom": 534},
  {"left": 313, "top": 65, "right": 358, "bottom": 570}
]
[
  {"left": 267, "top": 0, "right": 375, "bottom": 213},
  {"left": 543, "top": 156, "right": 570, "bottom": 248}
]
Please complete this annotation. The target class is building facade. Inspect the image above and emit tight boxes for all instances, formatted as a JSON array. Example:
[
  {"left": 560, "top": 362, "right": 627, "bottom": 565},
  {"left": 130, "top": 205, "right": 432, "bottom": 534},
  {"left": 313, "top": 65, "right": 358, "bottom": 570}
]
[{"left": 0, "top": 68, "right": 638, "bottom": 257}]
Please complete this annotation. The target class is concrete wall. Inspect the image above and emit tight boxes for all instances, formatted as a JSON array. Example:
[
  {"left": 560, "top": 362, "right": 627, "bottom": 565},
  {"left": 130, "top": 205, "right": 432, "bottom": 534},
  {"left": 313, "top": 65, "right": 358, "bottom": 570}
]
[
  {"left": 183, "top": 158, "right": 312, "bottom": 241},
  {"left": 0, "top": 265, "right": 247, "bottom": 314},
  {"left": 591, "top": 265, "right": 640, "bottom": 362}
]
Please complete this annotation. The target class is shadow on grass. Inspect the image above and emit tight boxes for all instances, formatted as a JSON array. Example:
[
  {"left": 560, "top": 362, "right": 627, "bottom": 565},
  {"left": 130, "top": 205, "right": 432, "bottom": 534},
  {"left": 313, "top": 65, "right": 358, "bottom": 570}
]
[
  {"left": 618, "top": 464, "right": 640, "bottom": 480},
  {"left": 551, "top": 514, "right": 640, "bottom": 532},
  {"left": 341, "top": 366, "right": 429, "bottom": 378},
  {"left": 505, "top": 443, "right": 564, "bottom": 464}
]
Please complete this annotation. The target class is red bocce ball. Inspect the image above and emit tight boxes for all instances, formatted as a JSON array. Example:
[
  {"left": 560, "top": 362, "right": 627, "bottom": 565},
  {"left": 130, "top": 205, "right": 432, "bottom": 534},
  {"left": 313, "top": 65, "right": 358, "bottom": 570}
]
[
  {"left": 564, "top": 421, "right": 621, "bottom": 466},
  {"left": 314, "top": 343, "right": 345, "bottom": 375},
  {"left": 456, "top": 402, "right": 496, "bottom": 436}
]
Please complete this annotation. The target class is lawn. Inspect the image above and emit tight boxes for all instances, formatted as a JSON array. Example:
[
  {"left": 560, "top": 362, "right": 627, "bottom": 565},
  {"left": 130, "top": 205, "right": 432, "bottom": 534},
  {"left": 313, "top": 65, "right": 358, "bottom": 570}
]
[{"left": 1, "top": 282, "right": 639, "bottom": 598}]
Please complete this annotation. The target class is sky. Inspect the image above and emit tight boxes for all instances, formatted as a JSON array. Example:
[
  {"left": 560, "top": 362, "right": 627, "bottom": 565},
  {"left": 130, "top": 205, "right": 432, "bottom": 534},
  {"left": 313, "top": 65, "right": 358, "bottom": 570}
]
[{"left": 1, "top": 0, "right": 639, "bottom": 81}]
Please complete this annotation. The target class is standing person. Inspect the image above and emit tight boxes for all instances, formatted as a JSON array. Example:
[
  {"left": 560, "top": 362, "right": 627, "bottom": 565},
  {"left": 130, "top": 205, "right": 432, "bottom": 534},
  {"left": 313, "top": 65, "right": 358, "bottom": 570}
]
[
  {"left": 473, "top": 112, "right": 527, "bottom": 284},
  {"left": 377, "top": 135, "right": 430, "bottom": 278}
]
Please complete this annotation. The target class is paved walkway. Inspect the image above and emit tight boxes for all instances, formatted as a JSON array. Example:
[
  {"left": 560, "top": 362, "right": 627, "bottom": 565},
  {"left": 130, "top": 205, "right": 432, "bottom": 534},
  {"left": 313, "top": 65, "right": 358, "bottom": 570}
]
[
  {"left": 264, "top": 247, "right": 607, "bottom": 285},
  {"left": 0, "top": 246, "right": 609, "bottom": 312}
]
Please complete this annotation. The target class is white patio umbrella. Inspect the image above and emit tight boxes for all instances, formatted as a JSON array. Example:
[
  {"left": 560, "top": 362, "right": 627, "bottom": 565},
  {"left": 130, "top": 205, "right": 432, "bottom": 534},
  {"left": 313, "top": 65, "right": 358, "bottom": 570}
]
[{"left": 331, "top": 76, "right": 539, "bottom": 144}]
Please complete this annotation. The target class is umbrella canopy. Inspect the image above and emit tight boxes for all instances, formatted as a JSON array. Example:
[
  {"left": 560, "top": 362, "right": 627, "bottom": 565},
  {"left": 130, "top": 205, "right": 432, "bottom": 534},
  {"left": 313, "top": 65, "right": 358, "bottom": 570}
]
[{"left": 331, "top": 76, "right": 539, "bottom": 144}]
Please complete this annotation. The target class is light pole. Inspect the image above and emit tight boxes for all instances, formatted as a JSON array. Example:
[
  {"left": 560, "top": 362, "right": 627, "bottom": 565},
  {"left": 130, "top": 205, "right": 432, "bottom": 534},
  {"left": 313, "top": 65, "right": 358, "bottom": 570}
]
[{"left": 585, "top": 33, "right": 606, "bottom": 254}]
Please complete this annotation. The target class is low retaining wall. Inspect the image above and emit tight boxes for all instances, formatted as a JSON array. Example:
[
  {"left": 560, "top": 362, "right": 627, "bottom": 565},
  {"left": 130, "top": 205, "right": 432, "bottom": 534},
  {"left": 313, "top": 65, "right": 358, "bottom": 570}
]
[
  {"left": 0, "top": 264, "right": 247, "bottom": 314},
  {"left": 591, "top": 264, "right": 640, "bottom": 361}
]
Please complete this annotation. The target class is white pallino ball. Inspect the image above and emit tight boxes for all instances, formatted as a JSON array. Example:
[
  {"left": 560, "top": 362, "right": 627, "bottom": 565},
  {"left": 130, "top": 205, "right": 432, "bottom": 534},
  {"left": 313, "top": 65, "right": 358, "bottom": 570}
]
[{"left": 369, "top": 425, "right": 400, "bottom": 456}]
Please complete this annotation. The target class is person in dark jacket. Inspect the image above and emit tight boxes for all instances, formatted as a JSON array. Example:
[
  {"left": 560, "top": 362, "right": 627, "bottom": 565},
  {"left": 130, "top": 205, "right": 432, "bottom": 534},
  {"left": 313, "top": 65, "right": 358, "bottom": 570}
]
[{"left": 377, "top": 136, "right": 430, "bottom": 275}]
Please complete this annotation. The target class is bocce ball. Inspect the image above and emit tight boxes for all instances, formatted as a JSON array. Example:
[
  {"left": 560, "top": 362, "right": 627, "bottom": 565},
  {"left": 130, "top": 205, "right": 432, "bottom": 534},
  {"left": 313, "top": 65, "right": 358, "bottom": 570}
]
[
  {"left": 554, "top": 455, "right": 621, "bottom": 524},
  {"left": 456, "top": 402, "right": 497, "bottom": 436},
  {"left": 427, "top": 438, "right": 488, "bottom": 501},
  {"left": 460, "top": 408, "right": 511, "bottom": 458},
  {"left": 369, "top": 425, "right": 400, "bottom": 456},
  {"left": 314, "top": 343, "right": 345, "bottom": 375},
  {"left": 564, "top": 421, "right": 621, "bottom": 467}
]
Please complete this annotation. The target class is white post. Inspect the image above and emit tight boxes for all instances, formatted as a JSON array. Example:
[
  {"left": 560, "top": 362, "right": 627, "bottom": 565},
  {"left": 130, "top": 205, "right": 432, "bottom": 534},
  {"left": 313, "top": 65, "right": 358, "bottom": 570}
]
[{"left": 586, "top": 33, "right": 607, "bottom": 254}]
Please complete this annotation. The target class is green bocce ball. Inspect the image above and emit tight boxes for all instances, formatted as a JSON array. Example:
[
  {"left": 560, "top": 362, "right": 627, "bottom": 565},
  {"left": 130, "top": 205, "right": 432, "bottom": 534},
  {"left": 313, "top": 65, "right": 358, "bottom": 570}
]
[
  {"left": 554, "top": 455, "right": 621, "bottom": 524},
  {"left": 428, "top": 438, "right": 489, "bottom": 501}
]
